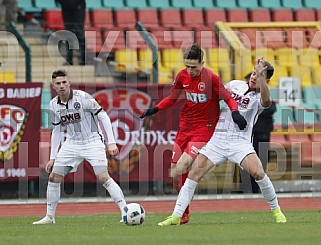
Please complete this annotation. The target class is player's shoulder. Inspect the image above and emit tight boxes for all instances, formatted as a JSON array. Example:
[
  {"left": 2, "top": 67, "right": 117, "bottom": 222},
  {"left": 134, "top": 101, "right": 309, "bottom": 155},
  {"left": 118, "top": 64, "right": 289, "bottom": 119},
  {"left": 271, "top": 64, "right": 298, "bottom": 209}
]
[
  {"left": 73, "top": 89, "right": 93, "bottom": 99},
  {"left": 228, "top": 80, "right": 247, "bottom": 87}
]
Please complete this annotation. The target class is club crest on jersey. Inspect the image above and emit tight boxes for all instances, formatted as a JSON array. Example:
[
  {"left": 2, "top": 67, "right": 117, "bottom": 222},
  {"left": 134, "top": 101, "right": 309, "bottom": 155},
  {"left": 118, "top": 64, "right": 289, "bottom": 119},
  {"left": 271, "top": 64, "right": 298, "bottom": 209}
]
[
  {"left": 198, "top": 82, "right": 205, "bottom": 91},
  {"left": 0, "top": 105, "right": 27, "bottom": 160},
  {"left": 74, "top": 102, "right": 81, "bottom": 110}
]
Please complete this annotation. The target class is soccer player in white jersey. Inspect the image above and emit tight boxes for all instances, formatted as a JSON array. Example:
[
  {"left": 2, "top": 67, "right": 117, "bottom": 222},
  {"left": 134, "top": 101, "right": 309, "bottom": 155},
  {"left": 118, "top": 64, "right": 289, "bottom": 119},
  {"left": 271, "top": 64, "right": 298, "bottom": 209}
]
[
  {"left": 158, "top": 58, "right": 287, "bottom": 226},
  {"left": 33, "top": 69, "right": 127, "bottom": 224}
]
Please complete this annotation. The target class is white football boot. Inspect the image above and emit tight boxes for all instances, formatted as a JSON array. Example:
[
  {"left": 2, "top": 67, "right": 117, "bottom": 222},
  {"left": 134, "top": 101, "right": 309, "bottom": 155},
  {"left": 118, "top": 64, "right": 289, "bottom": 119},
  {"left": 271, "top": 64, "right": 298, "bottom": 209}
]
[{"left": 33, "top": 215, "right": 56, "bottom": 225}]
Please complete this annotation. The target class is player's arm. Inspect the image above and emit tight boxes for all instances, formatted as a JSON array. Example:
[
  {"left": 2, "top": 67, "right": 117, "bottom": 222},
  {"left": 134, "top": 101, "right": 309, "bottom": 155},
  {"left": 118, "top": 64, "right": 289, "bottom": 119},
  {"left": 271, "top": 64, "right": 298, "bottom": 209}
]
[
  {"left": 97, "top": 110, "right": 119, "bottom": 156},
  {"left": 140, "top": 73, "right": 183, "bottom": 119},
  {"left": 256, "top": 58, "right": 272, "bottom": 107},
  {"left": 213, "top": 75, "right": 247, "bottom": 130}
]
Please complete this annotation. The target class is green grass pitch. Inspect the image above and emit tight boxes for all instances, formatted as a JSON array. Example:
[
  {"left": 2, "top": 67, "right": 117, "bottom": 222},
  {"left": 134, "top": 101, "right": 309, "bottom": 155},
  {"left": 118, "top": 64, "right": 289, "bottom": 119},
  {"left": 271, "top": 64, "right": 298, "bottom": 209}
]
[{"left": 0, "top": 210, "right": 320, "bottom": 245}]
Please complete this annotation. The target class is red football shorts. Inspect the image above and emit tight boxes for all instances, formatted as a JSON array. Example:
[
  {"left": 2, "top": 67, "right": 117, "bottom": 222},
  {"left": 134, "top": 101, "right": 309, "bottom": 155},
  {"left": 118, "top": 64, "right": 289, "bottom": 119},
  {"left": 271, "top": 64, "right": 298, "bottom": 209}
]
[{"left": 172, "top": 130, "right": 213, "bottom": 164}]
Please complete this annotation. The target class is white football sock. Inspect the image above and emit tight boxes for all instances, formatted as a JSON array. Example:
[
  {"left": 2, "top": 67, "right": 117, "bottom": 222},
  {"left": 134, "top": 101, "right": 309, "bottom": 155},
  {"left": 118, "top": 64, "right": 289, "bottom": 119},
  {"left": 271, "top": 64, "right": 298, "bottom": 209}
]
[
  {"left": 46, "top": 181, "right": 61, "bottom": 217},
  {"left": 103, "top": 178, "right": 127, "bottom": 212},
  {"left": 173, "top": 178, "right": 197, "bottom": 218},
  {"left": 256, "top": 174, "right": 279, "bottom": 210}
]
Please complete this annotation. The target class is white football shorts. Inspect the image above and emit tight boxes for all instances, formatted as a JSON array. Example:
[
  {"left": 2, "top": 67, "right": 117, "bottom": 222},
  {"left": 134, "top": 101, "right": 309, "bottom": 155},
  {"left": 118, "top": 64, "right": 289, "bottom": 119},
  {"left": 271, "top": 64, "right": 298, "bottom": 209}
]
[
  {"left": 199, "top": 137, "right": 255, "bottom": 167},
  {"left": 53, "top": 140, "right": 108, "bottom": 176}
]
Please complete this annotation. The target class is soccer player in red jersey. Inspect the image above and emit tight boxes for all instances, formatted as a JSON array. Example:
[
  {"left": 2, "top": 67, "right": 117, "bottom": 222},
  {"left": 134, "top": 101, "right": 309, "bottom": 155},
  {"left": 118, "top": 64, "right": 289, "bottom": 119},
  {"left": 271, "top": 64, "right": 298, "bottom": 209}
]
[{"left": 140, "top": 44, "right": 247, "bottom": 224}]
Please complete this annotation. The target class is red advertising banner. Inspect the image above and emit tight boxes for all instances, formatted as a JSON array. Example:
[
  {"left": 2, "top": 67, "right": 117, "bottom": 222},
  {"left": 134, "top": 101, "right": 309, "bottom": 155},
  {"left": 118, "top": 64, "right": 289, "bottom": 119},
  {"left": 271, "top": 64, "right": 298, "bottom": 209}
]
[
  {"left": 51, "top": 83, "right": 183, "bottom": 183},
  {"left": 0, "top": 83, "right": 42, "bottom": 181}
]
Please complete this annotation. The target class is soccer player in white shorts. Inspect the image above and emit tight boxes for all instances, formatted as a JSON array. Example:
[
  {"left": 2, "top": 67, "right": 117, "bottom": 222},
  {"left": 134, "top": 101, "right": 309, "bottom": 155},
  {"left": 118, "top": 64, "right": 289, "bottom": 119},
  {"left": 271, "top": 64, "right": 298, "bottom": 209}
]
[
  {"left": 33, "top": 69, "right": 127, "bottom": 224},
  {"left": 158, "top": 58, "right": 287, "bottom": 226}
]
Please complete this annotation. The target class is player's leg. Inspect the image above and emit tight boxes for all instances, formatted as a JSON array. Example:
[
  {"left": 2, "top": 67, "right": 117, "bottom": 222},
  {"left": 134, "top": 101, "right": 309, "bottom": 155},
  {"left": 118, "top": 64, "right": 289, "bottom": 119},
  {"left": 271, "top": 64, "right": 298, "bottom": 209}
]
[
  {"left": 241, "top": 153, "right": 287, "bottom": 223},
  {"left": 158, "top": 153, "right": 214, "bottom": 226}
]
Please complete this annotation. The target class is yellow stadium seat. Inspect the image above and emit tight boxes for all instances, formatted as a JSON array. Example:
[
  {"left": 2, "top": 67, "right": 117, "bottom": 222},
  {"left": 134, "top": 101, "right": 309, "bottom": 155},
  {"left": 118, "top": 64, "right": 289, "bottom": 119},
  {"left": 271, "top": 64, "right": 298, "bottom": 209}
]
[
  {"left": 206, "top": 48, "right": 232, "bottom": 83},
  {"left": 298, "top": 48, "right": 321, "bottom": 68},
  {"left": 0, "top": 71, "right": 15, "bottom": 83},
  {"left": 138, "top": 49, "right": 174, "bottom": 84},
  {"left": 252, "top": 48, "right": 276, "bottom": 64},
  {"left": 268, "top": 64, "right": 288, "bottom": 87},
  {"left": 290, "top": 65, "right": 313, "bottom": 87},
  {"left": 275, "top": 48, "right": 299, "bottom": 73},
  {"left": 311, "top": 69, "right": 321, "bottom": 86},
  {"left": 161, "top": 49, "right": 185, "bottom": 75},
  {"left": 114, "top": 49, "right": 140, "bottom": 73}
]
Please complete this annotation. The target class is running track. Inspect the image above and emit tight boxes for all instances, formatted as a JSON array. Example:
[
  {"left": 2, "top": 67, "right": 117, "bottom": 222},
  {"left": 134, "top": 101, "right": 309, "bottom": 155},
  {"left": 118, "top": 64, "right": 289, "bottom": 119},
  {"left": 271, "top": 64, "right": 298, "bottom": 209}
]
[{"left": 1, "top": 193, "right": 321, "bottom": 217}]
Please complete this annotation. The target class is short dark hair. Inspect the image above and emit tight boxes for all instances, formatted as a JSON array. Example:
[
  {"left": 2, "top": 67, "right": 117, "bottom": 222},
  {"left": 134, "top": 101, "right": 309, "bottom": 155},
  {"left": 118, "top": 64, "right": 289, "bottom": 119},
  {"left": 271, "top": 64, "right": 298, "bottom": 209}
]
[
  {"left": 183, "top": 43, "right": 204, "bottom": 63},
  {"left": 52, "top": 69, "right": 68, "bottom": 79},
  {"left": 265, "top": 61, "right": 274, "bottom": 79}
]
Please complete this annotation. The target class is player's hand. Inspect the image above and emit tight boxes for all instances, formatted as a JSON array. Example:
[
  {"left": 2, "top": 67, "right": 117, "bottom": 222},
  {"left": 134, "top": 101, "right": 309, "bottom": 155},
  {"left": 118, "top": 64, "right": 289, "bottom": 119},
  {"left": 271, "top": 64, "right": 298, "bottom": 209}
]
[
  {"left": 107, "top": 143, "right": 119, "bottom": 156},
  {"left": 45, "top": 160, "right": 55, "bottom": 173},
  {"left": 232, "top": 111, "right": 247, "bottom": 130},
  {"left": 139, "top": 107, "right": 158, "bottom": 119}
]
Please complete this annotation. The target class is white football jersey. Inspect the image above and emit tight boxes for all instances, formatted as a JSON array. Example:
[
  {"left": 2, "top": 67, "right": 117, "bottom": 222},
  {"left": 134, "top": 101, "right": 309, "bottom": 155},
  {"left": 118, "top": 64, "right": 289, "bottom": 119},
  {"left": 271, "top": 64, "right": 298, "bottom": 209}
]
[
  {"left": 213, "top": 80, "right": 267, "bottom": 142},
  {"left": 49, "top": 89, "right": 104, "bottom": 144}
]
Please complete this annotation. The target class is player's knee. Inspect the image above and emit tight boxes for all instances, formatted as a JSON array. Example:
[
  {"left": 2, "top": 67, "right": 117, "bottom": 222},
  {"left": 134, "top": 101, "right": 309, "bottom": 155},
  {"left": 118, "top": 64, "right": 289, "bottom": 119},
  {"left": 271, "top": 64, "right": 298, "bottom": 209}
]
[
  {"left": 252, "top": 170, "right": 265, "bottom": 180},
  {"left": 48, "top": 173, "right": 63, "bottom": 183}
]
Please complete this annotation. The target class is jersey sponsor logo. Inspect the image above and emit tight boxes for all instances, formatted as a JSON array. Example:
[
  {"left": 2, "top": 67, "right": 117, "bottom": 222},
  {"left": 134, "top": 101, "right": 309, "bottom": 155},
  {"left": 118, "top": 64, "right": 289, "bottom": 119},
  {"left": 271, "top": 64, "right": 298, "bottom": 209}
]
[
  {"left": 60, "top": 112, "right": 81, "bottom": 125},
  {"left": 0, "top": 105, "right": 27, "bottom": 160},
  {"left": 232, "top": 93, "right": 250, "bottom": 109},
  {"left": 198, "top": 82, "right": 205, "bottom": 91},
  {"left": 186, "top": 92, "right": 207, "bottom": 103}
]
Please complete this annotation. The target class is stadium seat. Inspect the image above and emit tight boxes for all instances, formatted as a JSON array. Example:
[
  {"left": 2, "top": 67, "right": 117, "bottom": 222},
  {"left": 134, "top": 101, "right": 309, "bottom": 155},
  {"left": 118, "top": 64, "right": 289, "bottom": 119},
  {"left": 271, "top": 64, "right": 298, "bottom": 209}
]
[
  {"left": 148, "top": 29, "right": 174, "bottom": 49},
  {"left": 250, "top": 9, "right": 271, "bottom": 22},
  {"left": 195, "top": 31, "right": 218, "bottom": 49},
  {"left": 192, "top": 0, "right": 215, "bottom": 9},
  {"left": 126, "top": 30, "right": 149, "bottom": 49},
  {"left": 171, "top": 30, "right": 195, "bottom": 49},
  {"left": 18, "top": 0, "right": 41, "bottom": 12},
  {"left": 306, "top": 29, "right": 321, "bottom": 49},
  {"left": 252, "top": 48, "right": 276, "bottom": 65},
  {"left": 303, "top": 86, "right": 321, "bottom": 102},
  {"left": 125, "top": 0, "right": 148, "bottom": 9},
  {"left": 281, "top": 0, "right": 304, "bottom": 10},
  {"left": 159, "top": 9, "right": 183, "bottom": 28},
  {"left": 102, "top": 0, "right": 126, "bottom": 9},
  {"left": 315, "top": 10, "right": 321, "bottom": 20},
  {"left": 295, "top": 9, "right": 316, "bottom": 21},
  {"left": 114, "top": 9, "right": 137, "bottom": 29},
  {"left": 272, "top": 9, "right": 294, "bottom": 21},
  {"left": 86, "top": 0, "right": 103, "bottom": 9},
  {"left": 85, "top": 30, "right": 103, "bottom": 53},
  {"left": 293, "top": 103, "right": 319, "bottom": 127},
  {"left": 259, "top": 0, "right": 283, "bottom": 9},
  {"left": 149, "top": 0, "right": 171, "bottom": 9},
  {"left": 269, "top": 87, "right": 279, "bottom": 101},
  {"left": 227, "top": 9, "right": 249, "bottom": 22},
  {"left": 298, "top": 48, "right": 321, "bottom": 68},
  {"left": 206, "top": 48, "right": 232, "bottom": 83},
  {"left": 101, "top": 30, "right": 126, "bottom": 51},
  {"left": 171, "top": 0, "right": 193, "bottom": 9},
  {"left": 92, "top": 10, "right": 114, "bottom": 30},
  {"left": 34, "top": 0, "right": 58, "bottom": 10},
  {"left": 312, "top": 69, "right": 321, "bottom": 86},
  {"left": 268, "top": 64, "right": 288, "bottom": 87},
  {"left": 270, "top": 134, "right": 291, "bottom": 149},
  {"left": 161, "top": 49, "right": 185, "bottom": 74},
  {"left": 215, "top": 0, "right": 238, "bottom": 9},
  {"left": 237, "top": 0, "right": 261, "bottom": 9},
  {"left": 205, "top": 9, "right": 227, "bottom": 28},
  {"left": 137, "top": 9, "right": 160, "bottom": 28},
  {"left": 114, "top": 49, "right": 140, "bottom": 73},
  {"left": 285, "top": 28, "right": 308, "bottom": 49},
  {"left": 43, "top": 10, "right": 64, "bottom": 30},
  {"left": 303, "top": 0, "right": 321, "bottom": 9},
  {"left": 300, "top": 140, "right": 321, "bottom": 166},
  {"left": 290, "top": 66, "right": 313, "bottom": 87},
  {"left": 275, "top": 47, "right": 299, "bottom": 68},
  {"left": 182, "top": 9, "right": 204, "bottom": 29}
]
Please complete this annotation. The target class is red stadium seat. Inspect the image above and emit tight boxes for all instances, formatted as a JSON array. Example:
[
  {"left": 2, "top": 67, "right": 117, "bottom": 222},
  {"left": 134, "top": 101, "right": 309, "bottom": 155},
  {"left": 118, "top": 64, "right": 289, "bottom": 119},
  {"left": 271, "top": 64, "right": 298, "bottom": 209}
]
[
  {"left": 114, "top": 9, "right": 136, "bottom": 29},
  {"left": 159, "top": 9, "right": 182, "bottom": 28},
  {"left": 227, "top": 9, "right": 248, "bottom": 22},
  {"left": 250, "top": 9, "right": 271, "bottom": 22},
  {"left": 101, "top": 30, "right": 126, "bottom": 51},
  {"left": 171, "top": 30, "right": 195, "bottom": 49},
  {"left": 137, "top": 9, "right": 160, "bottom": 28},
  {"left": 205, "top": 9, "right": 226, "bottom": 28},
  {"left": 272, "top": 9, "right": 294, "bottom": 22},
  {"left": 295, "top": 9, "right": 316, "bottom": 21},
  {"left": 85, "top": 30, "right": 103, "bottom": 53},
  {"left": 92, "top": 9, "right": 114, "bottom": 30},
  {"left": 182, "top": 9, "right": 204, "bottom": 29},
  {"left": 126, "top": 30, "right": 149, "bottom": 49},
  {"left": 195, "top": 30, "right": 218, "bottom": 49},
  {"left": 44, "top": 10, "right": 64, "bottom": 30}
]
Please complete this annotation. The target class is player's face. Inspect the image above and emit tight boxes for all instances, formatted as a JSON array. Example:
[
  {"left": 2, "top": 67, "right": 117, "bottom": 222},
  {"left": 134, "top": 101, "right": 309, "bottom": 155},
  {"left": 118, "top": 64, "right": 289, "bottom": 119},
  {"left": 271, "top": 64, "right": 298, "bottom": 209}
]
[
  {"left": 184, "top": 59, "right": 203, "bottom": 77},
  {"left": 249, "top": 70, "right": 258, "bottom": 90},
  {"left": 51, "top": 76, "right": 71, "bottom": 98}
]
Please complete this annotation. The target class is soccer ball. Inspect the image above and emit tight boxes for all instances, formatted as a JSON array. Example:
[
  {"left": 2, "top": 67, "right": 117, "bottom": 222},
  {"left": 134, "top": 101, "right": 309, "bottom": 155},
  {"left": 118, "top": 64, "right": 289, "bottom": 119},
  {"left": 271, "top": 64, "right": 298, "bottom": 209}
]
[{"left": 123, "top": 203, "right": 145, "bottom": 225}]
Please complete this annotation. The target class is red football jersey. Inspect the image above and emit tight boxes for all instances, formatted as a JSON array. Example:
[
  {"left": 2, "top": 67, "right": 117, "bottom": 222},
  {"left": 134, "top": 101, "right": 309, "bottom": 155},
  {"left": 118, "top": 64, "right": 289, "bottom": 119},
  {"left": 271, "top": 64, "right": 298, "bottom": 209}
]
[{"left": 157, "top": 67, "right": 238, "bottom": 132}]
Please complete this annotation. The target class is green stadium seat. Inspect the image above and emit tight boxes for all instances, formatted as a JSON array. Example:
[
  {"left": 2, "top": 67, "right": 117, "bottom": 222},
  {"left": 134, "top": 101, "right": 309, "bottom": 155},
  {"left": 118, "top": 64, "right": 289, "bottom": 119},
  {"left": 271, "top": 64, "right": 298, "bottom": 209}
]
[
  {"left": 215, "top": 0, "right": 238, "bottom": 9},
  {"left": 171, "top": 0, "right": 193, "bottom": 9},
  {"left": 237, "top": 0, "right": 260, "bottom": 9},
  {"left": 259, "top": 0, "right": 283, "bottom": 9},
  {"left": 302, "top": 0, "right": 321, "bottom": 9},
  {"left": 102, "top": 0, "right": 126, "bottom": 9},
  {"left": 192, "top": 0, "right": 215, "bottom": 9},
  {"left": 281, "top": 0, "right": 304, "bottom": 10},
  {"left": 17, "top": 0, "right": 41, "bottom": 12},
  {"left": 86, "top": 0, "right": 103, "bottom": 9},
  {"left": 125, "top": 0, "right": 148, "bottom": 9},
  {"left": 149, "top": 0, "right": 171, "bottom": 9},
  {"left": 34, "top": 0, "right": 58, "bottom": 10},
  {"left": 303, "top": 86, "right": 321, "bottom": 102}
]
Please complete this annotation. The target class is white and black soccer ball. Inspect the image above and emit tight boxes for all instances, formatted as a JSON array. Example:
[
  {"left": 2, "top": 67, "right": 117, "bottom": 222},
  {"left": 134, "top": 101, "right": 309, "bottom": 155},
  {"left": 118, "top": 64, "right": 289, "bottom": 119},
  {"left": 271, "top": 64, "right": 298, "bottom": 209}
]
[{"left": 123, "top": 203, "right": 145, "bottom": 225}]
